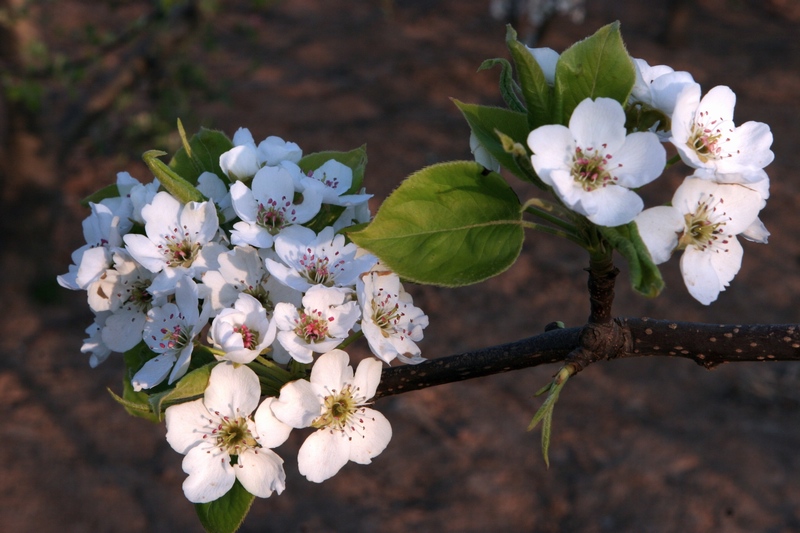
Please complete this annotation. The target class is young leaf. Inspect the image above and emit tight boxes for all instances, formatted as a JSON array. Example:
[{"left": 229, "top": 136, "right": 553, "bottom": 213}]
[
  {"left": 478, "top": 57, "right": 526, "bottom": 113},
  {"left": 195, "top": 479, "right": 256, "bottom": 533},
  {"left": 553, "top": 21, "right": 635, "bottom": 125},
  {"left": 453, "top": 100, "right": 534, "bottom": 182},
  {"left": 143, "top": 150, "right": 207, "bottom": 204},
  {"left": 349, "top": 161, "right": 524, "bottom": 287},
  {"left": 169, "top": 126, "right": 234, "bottom": 184},
  {"left": 80, "top": 183, "right": 120, "bottom": 207},
  {"left": 598, "top": 222, "right": 664, "bottom": 297},
  {"left": 505, "top": 25, "right": 552, "bottom": 129},
  {"left": 147, "top": 363, "right": 213, "bottom": 420}
]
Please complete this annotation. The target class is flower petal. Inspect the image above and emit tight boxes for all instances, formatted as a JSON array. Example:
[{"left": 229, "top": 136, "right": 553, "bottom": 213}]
[
  {"left": 348, "top": 408, "right": 392, "bottom": 465},
  {"left": 203, "top": 363, "right": 261, "bottom": 419},
  {"left": 634, "top": 206, "right": 684, "bottom": 264},
  {"left": 165, "top": 398, "right": 212, "bottom": 454},
  {"left": 569, "top": 98, "right": 626, "bottom": 153},
  {"left": 253, "top": 397, "right": 293, "bottom": 448},
  {"left": 310, "top": 349, "right": 353, "bottom": 389},
  {"left": 353, "top": 357, "right": 383, "bottom": 400},
  {"left": 272, "top": 379, "right": 321, "bottom": 428},
  {"left": 235, "top": 448, "right": 286, "bottom": 498},
  {"left": 181, "top": 445, "right": 236, "bottom": 503},
  {"left": 297, "top": 428, "right": 350, "bottom": 483}
]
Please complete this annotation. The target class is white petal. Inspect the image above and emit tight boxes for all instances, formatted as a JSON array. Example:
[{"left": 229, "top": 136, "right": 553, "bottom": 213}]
[
  {"left": 182, "top": 445, "right": 236, "bottom": 503},
  {"left": 272, "top": 379, "right": 321, "bottom": 428},
  {"left": 123, "top": 234, "right": 165, "bottom": 273},
  {"left": 180, "top": 201, "right": 219, "bottom": 246},
  {"left": 525, "top": 46, "right": 559, "bottom": 84},
  {"left": 297, "top": 428, "right": 350, "bottom": 483},
  {"left": 708, "top": 237, "right": 744, "bottom": 292},
  {"left": 353, "top": 357, "right": 383, "bottom": 400},
  {"left": 348, "top": 408, "right": 392, "bottom": 464},
  {"left": 165, "top": 399, "right": 212, "bottom": 454},
  {"left": 131, "top": 353, "right": 176, "bottom": 391},
  {"left": 612, "top": 131, "right": 666, "bottom": 188},
  {"left": 235, "top": 448, "right": 286, "bottom": 498},
  {"left": 203, "top": 363, "right": 261, "bottom": 418},
  {"left": 230, "top": 181, "right": 258, "bottom": 223},
  {"left": 698, "top": 85, "right": 736, "bottom": 125},
  {"left": 584, "top": 186, "right": 644, "bottom": 227},
  {"left": 634, "top": 206, "right": 683, "bottom": 264},
  {"left": 680, "top": 248, "right": 722, "bottom": 305},
  {"left": 527, "top": 125, "right": 574, "bottom": 185},
  {"left": 569, "top": 98, "right": 626, "bottom": 153},
  {"left": 741, "top": 217, "right": 769, "bottom": 243},
  {"left": 253, "top": 397, "right": 293, "bottom": 448},
  {"left": 310, "top": 349, "right": 353, "bottom": 389},
  {"left": 101, "top": 309, "right": 146, "bottom": 352}
]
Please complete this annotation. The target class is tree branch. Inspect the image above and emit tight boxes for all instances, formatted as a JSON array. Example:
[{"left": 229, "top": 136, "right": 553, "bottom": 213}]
[{"left": 374, "top": 319, "right": 800, "bottom": 399}]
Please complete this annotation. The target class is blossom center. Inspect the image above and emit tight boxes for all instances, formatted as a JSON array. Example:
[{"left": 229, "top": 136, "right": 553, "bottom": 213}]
[
  {"left": 244, "top": 283, "right": 274, "bottom": 314},
  {"left": 163, "top": 229, "right": 201, "bottom": 268},
  {"left": 678, "top": 194, "right": 731, "bottom": 251},
  {"left": 294, "top": 311, "right": 331, "bottom": 342},
  {"left": 687, "top": 123, "right": 723, "bottom": 163},
  {"left": 312, "top": 386, "right": 363, "bottom": 431},
  {"left": 159, "top": 323, "right": 192, "bottom": 351},
  {"left": 571, "top": 146, "right": 616, "bottom": 191},
  {"left": 299, "top": 251, "right": 342, "bottom": 286},
  {"left": 233, "top": 324, "right": 259, "bottom": 350},
  {"left": 212, "top": 415, "right": 259, "bottom": 455},
  {"left": 256, "top": 198, "right": 293, "bottom": 235},
  {"left": 371, "top": 297, "right": 403, "bottom": 338}
]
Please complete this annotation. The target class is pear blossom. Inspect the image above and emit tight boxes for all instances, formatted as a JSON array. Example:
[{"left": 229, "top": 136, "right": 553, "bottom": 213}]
[
  {"left": 267, "top": 350, "right": 391, "bottom": 483},
  {"left": 524, "top": 46, "right": 559, "bottom": 85},
  {"left": 357, "top": 271, "right": 429, "bottom": 364},
  {"left": 81, "top": 312, "right": 113, "bottom": 368},
  {"left": 257, "top": 135, "right": 303, "bottom": 167},
  {"left": 133, "top": 277, "right": 211, "bottom": 390},
  {"left": 197, "top": 171, "right": 235, "bottom": 223},
  {"left": 670, "top": 85, "right": 774, "bottom": 181},
  {"left": 630, "top": 58, "right": 698, "bottom": 139},
  {"left": 220, "top": 128, "right": 261, "bottom": 181},
  {"left": 122, "top": 191, "right": 225, "bottom": 294},
  {"left": 202, "top": 245, "right": 302, "bottom": 315},
  {"left": 332, "top": 188, "right": 372, "bottom": 232},
  {"left": 273, "top": 285, "right": 361, "bottom": 364},
  {"left": 527, "top": 97, "right": 666, "bottom": 226},
  {"left": 210, "top": 293, "right": 277, "bottom": 364},
  {"left": 115, "top": 171, "right": 160, "bottom": 224},
  {"left": 635, "top": 177, "right": 765, "bottom": 304},
  {"left": 165, "top": 362, "right": 291, "bottom": 503},
  {"left": 306, "top": 159, "right": 372, "bottom": 207},
  {"left": 58, "top": 201, "right": 133, "bottom": 291},
  {"left": 266, "top": 226, "right": 377, "bottom": 292},
  {"left": 230, "top": 165, "right": 323, "bottom": 248},
  {"left": 469, "top": 132, "right": 500, "bottom": 172}
]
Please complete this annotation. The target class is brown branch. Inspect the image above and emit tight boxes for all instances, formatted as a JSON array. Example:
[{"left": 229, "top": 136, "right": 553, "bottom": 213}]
[{"left": 374, "top": 319, "right": 800, "bottom": 399}]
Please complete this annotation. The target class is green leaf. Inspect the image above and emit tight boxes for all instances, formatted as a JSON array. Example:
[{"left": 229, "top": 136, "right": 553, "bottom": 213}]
[
  {"left": 195, "top": 479, "right": 256, "bottom": 533},
  {"left": 298, "top": 145, "right": 368, "bottom": 194},
  {"left": 505, "top": 25, "right": 552, "bottom": 129},
  {"left": 147, "top": 363, "right": 213, "bottom": 420},
  {"left": 597, "top": 222, "right": 664, "bottom": 297},
  {"left": 349, "top": 161, "right": 524, "bottom": 287},
  {"left": 143, "top": 150, "right": 207, "bottom": 204},
  {"left": 478, "top": 57, "right": 526, "bottom": 113},
  {"left": 452, "top": 100, "right": 534, "bottom": 183},
  {"left": 169, "top": 125, "right": 234, "bottom": 184},
  {"left": 80, "top": 184, "right": 120, "bottom": 207},
  {"left": 117, "top": 343, "right": 160, "bottom": 422},
  {"left": 553, "top": 21, "right": 636, "bottom": 125}
]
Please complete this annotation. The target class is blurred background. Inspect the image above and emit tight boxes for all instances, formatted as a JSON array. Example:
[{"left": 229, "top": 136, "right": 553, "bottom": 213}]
[{"left": 1, "top": 0, "right": 799, "bottom": 531}]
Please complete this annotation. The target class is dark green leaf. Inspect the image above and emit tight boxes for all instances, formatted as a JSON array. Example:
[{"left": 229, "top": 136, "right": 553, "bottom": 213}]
[
  {"left": 598, "top": 222, "right": 664, "bottom": 297},
  {"left": 349, "top": 161, "right": 524, "bottom": 287},
  {"left": 553, "top": 21, "right": 635, "bottom": 125},
  {"left": 80, "top": 184, "right": 120, "bottom": 207},
  {"left": 169, "top": 126, "right": 234, "bottom": 184},
  {"left": 195, "top": 479, "right": 256, "bottom": 533},
  {"left": 505, "top": 25, "right": 552, "bottom": 129},
  {"left": 147, "top": 363, "right": 213, "bottom": 420},
  {"left": 452, "top": 100, "right": 534, "bottom": 183}
]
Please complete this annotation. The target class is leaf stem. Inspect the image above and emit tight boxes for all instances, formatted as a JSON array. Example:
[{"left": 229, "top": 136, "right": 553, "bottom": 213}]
[{"left": 520, "top": 221, "right": 585, "bottom": 246}]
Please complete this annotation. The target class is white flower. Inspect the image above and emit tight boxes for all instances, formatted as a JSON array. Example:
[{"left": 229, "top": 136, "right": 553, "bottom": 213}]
[
  {"left": 266, "top": 226, "right": 377, "bottom": 292},
  {"left": 357, "top": 271, "right": 428, "bottom": 364},
  {"left": 210, "top": 293, "right": 277, "bottom": 364},
  {"left": 272, "top": 285, "right": 360, "bottom": 364},
  {"left": 267, "top": 350, "right": 391, "bottom": 483},
  {"left": 230, "top": 165, "right": 323, "bottom": 248},
  {"left": 122, "top": 191, "right": 224, "bottom": 294},
  {"left": 630, "top": 58, "right": 698, "bottom": 139},
  {"left": 202, "top": 245, "right": 302, "bottom": 316},
  {"left": 527, "top": 97, "right": 666, "bottom": 226},
  {"left": 133, "top": 277, "right": 211, "bottom": 390},
  {"left": 670, "top": 85, "right": 774, "bottom": 179},
  {"left": 469, "top": 132, "right": 500, "bottom": 172},
  {"left": 81, "top": 312, "right": 113, "bottom": 368},
  {"left": 307, "top": 159, "right": 372, "bottom": 206},
  {"left": 165, "top": 363, "right": 291, "bottom": 503},
  {"left": 197, "top": 171, "right": 235, "bottom": 223},
  {"left": 57, "top": 201, "right": 133, "bottom": 290},
  {"left": 116, "top": 171, "right": 160, "bottom": 225},
  {"left": 524, "top": 46, "right": 559, "bottom": 85},
  {"left": 257, "top": 135, "right": 302, "bottom": 167},
  {"left": 220, "top": 129, "right": 261, "bottom": 182},
  {"left": 331, "top": 188, "right": 372, "bottom": 232},
  {"left": 635, "top": 177, "right": 765, "bottom": 305}
]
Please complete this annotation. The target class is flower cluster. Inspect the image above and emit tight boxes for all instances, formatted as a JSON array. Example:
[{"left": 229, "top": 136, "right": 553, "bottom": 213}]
[
  {"left": 59, "top": 128, "right": 428, "bottom": 503},
  {"left": 520, "top": 48, "right": 772, "bottom": 304}
]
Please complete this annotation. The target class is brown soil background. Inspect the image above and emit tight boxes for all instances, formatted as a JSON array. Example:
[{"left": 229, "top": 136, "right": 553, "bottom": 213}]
[{"left": 2, "top": 0, "right": 800, "bottom": 531}]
